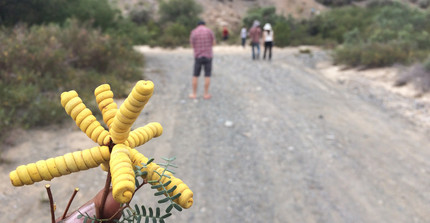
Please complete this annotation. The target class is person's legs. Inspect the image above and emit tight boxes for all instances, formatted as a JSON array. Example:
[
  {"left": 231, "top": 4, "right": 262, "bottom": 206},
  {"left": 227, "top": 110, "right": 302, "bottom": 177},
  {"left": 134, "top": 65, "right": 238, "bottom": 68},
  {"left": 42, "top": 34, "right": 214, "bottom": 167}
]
[
  {"left": 242, "top": 38, "right": 245, "bottom": 47},
  {"left": 204, "top": 77, "right": 211, "bottom": 99},
  {"left": 203, "top": 57, "right": 212, "bottom": 99},
  {"left": 190, "top": 76, "right": 198, "bottom": 99},
  {"left": 251, "top": 43, "right": 256, "bottom": 59},
  {"left": 256, "top": 43, "right": 260, "bottom": 59},
  {"left": 268, "top": 42, "right": 273, "bottom": 60},
  {"left": 263, "top": 42, "right": 268, "bottom": 59},
  {"left": 190, "top": 58, "right": 202, "bottom": 99}
]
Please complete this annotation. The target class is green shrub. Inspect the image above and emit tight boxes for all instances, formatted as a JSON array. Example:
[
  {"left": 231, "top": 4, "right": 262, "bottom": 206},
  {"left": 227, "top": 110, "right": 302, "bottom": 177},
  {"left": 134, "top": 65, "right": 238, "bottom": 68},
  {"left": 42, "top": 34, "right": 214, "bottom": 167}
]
[
  {"left": 334, "top": 42, "right": 414, "bottom": 67},
  {"left": 159, "top": 0, "right": 202, "bottom": 30},
  {"left": 158, "top": 23, "right": 189, "bottom": 47},
  {"left": 0, "top": 20, "right": 143, "bottom": 139},
  {"left": 0, "top": 0, "right": 119, "bottom": 30}
]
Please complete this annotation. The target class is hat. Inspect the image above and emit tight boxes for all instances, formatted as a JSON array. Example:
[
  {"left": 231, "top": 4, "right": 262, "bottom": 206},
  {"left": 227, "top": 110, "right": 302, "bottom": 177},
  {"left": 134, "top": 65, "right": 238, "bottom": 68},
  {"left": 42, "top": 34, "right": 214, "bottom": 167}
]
[
  {"left": 198, "top": 20, "right": 206, "bottom": 25},
  {"left": 253, "top": 20, "right": 260, "bottom": 27},
  {"left": 263, "top": 23, "right": 272, "bottom": 31}
]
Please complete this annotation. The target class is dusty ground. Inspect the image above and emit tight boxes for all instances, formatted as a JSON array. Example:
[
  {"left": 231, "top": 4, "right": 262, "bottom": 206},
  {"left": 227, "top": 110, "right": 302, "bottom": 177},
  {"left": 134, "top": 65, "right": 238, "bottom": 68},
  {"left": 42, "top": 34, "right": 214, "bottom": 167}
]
[{"left": 1, "top": 46, "right": 430, "bottom": 223}]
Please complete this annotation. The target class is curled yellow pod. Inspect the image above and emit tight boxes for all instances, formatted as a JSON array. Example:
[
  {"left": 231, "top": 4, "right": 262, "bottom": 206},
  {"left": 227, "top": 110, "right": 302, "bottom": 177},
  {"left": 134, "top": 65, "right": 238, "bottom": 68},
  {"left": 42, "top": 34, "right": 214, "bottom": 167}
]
[
  {"left": 103, "top": 108, "right": 117, "bottom": 128},
  {"left": 126, "top": 122, "right": 163, "bottom": 148},
  {"left": 129, "top": 149, "right": 193, "bottom": 209},
  {"left": 9, "top": 146, "right": 110, "bottom": 186},
  {"left": 110, "top": 81, "right": 154, "bottom": 144},
  {"left": 110, "top": 144, "right": 135, "bottom": 203},
  {"left": 61, "top": 92, "right": 110, "bottom": 145},
  {"left": 94, "top": 84, "right": 118, "bottom": 127},
  {"left": 26, "top": 163, "right": 42, "bottom": 182},
  {"left": 10, "top": 170, "right": 23, "bottom": 186},
  {"left": 100, "top": 162, "right": 109, "bottom": 172},
  {"left": 60, "top": 90, "right": 78, "bottom": 108}
]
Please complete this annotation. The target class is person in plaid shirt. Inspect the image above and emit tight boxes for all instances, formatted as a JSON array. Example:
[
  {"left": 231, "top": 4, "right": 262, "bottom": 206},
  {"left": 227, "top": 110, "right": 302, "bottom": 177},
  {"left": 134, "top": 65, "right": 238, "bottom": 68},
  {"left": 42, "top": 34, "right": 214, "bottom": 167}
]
[{"left": 189, "top": 20, "right": 216, "bottom": 99}]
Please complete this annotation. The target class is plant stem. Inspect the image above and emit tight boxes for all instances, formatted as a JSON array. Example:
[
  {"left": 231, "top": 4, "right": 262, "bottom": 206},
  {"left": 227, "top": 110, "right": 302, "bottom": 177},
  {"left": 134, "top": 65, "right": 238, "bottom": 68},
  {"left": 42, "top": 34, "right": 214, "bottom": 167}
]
[
  {"left": 107, "top": 204, "right": 130, "bottom": 222},
  {"left": 99, "top": 170, "right": 111, "bottom": 218},
  {"left": 45, "top": 184, "right": 56, "bottom": 223},
  {"left": 61, "top": 187, "right": 79, "bottom": 220}
]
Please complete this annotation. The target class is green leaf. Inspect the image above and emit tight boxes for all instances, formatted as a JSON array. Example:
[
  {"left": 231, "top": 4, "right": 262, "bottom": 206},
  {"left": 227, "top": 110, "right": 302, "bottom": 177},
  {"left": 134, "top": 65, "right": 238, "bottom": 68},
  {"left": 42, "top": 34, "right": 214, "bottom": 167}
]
[
  {"left": 149, "top": 207, "right": 154, "bottom": 217},
  {"left": 163, "top": 181, "right": 171, "bottom": 187},
  {"left": 166, "top": 185, "right": 177, "bottom": 194},
  {"left": 168, "top": 163, "right": 178, "bottom": 168},
  {"left": 145, "top": 216, "right": 149, "bottom": 223},
  {"left": 77, "top": 214, "right": 83, "bottom": 219},
  {"left": 154, "top": 190, "right": 166, "bottom": 196},
  {"left": 162, "top": 174, "right": 171, "bottom": 179},
  {"left": 151, "top": 184, "right": 162, "bottom": 189},
  {"left": 160, "top": 219, "right": 165, "bottom": 223},
  {"left": 135, "top": 179, "right": 140, "bottom": 188},
  {"left": 135, "top": 204, "right": 140, "bottom": 215},
  {"left": 158, "top": 197, "right": 170, "bottom": 204},
  {"left": 137, "top": 215, "right": 142, "bottom": 223},
  {"left": 148, "top": 180, "right": 158, "bottom": 184},
  {"left": 166, "top": 204, "right": 173, "bottom": 213},
  {"left": 91, "top": 219, "right": 95, "bottom": 223},
  {"left": 152, "top": 217, "right": 157, "bottom": 223},
  {"left": 126, "top": 209, "right": 132, "bottom": 217},
  {"left": 171, "top": 193, "right": 181, "bottom": 200},
  {"left": 141, "top": 205, "right": 147, "bottom": 216},
  {"left": 173, "top": 203, "right": 183, "bottom": 212},
  {"left": 156, "top": 207, "right": 161, "bottom": 217},
  {"left": 147, "top": 158, "right": 154, "bottom": 164},
  {"left": 161, "top": 213, "right": 172, "bottom": 219}
]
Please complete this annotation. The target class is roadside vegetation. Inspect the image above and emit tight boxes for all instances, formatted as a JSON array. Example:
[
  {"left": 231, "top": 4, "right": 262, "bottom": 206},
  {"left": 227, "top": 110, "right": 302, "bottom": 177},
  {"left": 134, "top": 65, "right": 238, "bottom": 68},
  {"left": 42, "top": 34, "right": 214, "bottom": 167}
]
[
  {"left": 242, "top": 1, "right": 430, "bottom": 93},
  {"left": 0, "top": 0, "right": 203, "bottom": 142}
]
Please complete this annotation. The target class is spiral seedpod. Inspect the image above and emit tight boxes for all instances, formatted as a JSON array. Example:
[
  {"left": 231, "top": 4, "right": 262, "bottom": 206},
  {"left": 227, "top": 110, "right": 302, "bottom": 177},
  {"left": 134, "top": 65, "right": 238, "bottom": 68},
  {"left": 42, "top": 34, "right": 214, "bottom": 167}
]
[
  {"left": 94, "top": 84, "right": 118, "bottom": 128},
  {"left": 125, "top": 122, "right": 163, "bottom": 148},
  {"left": 110, "top": 144, "right": 135, "bottom": 203},
  {"left": 110, "top": 80, "right": 154, "bottom": 144},
  {"left": 129, "top": 149, "right": 194, "bottom": 209},
  {"left": 9, "top": 146, "right": 111, "bottom": 187},
  {"left": 61, "top": 91, "right": 111, "bottom": 145}
]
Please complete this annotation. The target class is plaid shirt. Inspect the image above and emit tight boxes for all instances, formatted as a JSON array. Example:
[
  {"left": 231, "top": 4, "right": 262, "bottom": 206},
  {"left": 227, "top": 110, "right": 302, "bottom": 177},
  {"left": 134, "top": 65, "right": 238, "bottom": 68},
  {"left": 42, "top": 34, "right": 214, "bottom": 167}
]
[
  {"left": 249, "top": 26, "right": 261, "bottom": 44},
  {"left": 190, "top": 25, "right": 215, "bottom": 58}
]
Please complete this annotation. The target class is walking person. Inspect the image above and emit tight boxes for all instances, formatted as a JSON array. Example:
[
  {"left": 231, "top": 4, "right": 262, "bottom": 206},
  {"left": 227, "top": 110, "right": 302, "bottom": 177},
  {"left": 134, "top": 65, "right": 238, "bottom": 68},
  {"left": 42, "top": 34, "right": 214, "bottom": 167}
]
[
  {"left": 263, "top": 23, "right": 274, "bottom": 60},
  {"left": 240, "top": 27, "right": 247, "bottom": 48},
  {"left": 189, "top": 20, "right": 216, "bottom": 100},
  {"left": 222, "top": 25, "right": 229, "bottom": 41},
  {"left": 249, "top": 20, "right": 262, "bottom": 60}
]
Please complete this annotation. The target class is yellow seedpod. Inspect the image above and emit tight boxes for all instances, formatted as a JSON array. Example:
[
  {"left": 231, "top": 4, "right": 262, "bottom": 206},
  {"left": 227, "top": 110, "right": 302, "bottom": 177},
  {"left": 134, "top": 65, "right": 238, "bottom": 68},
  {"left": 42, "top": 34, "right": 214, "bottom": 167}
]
[
  {"left": 10, "top": 146, "right": 110, "bottom": 186},
  {"left": 130, "top": 149, "right": 194, "bottom": 209},
  {"left": 60, "top": 92, "right": 110, "bottom": 146},
  {"left": 109, "top": 144, "right": 135, "bottom": 203}
]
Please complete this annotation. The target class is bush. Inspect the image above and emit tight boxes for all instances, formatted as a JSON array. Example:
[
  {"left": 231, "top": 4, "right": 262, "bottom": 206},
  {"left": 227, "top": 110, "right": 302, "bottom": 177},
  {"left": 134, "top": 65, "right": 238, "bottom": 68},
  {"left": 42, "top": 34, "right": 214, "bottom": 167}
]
[
  {"left": 0, "top": 20, "right": 143, "bottom": 139},
  {"left": 0, "top": 0, "right": 119, "bottom": 30},
  {"left": 334, "top": 42, "right": 414, "bottom": 67},
  {"left": 158, "top": 23, "right": 189, "bottom": 47},
  {"left": 159, "top": 0, "right": 202, "bottom": 30}
]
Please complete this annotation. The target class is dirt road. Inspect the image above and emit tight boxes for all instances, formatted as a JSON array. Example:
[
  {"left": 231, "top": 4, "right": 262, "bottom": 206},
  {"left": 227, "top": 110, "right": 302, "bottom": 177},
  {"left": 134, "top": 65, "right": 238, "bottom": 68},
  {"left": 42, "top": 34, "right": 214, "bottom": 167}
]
[{"left": 1, "top": 46, "right": 430, "bottom": 223}]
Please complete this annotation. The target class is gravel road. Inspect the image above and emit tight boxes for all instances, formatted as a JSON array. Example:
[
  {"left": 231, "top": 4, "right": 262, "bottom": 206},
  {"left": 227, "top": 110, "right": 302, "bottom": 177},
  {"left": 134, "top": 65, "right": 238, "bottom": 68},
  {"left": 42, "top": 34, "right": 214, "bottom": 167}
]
[{"left": 1, "top": 46, "right": 430, "bottom": 223}]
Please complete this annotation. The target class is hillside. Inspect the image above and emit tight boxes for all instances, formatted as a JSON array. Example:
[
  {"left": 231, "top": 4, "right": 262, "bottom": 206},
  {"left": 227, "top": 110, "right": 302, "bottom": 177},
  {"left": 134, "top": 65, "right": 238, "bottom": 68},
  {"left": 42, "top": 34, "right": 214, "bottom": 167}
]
[
  {"left": 112, "top": 0, "right": 327, "bottom": 30},
  {"left": 112, "top": 0, "right": 427, "bottom": 32}
]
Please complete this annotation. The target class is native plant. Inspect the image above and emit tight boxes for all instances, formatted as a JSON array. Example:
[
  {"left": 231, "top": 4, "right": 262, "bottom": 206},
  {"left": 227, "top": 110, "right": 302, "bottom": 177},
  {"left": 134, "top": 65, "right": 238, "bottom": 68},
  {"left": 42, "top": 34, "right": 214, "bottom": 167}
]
[{"left": 8, "top": 81, "right": 193, "bottom": 222}]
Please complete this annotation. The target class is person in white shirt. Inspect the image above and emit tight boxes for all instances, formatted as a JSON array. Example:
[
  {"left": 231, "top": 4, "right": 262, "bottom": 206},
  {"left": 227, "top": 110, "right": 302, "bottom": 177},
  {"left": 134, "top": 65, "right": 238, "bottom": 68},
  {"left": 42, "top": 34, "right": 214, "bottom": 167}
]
[
  {"left": 240, "top": 27, "right": 247, "bottom": 48},
  {"left": 262, "top": 23, "right": 274, "bottom": 60}
]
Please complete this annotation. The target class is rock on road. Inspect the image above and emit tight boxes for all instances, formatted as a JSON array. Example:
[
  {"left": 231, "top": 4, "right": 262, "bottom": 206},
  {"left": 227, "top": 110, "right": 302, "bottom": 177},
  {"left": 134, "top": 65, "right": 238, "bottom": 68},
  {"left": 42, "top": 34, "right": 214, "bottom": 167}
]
[{"left": 1, "top": 46, "right": 429, "bottom": 223}]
